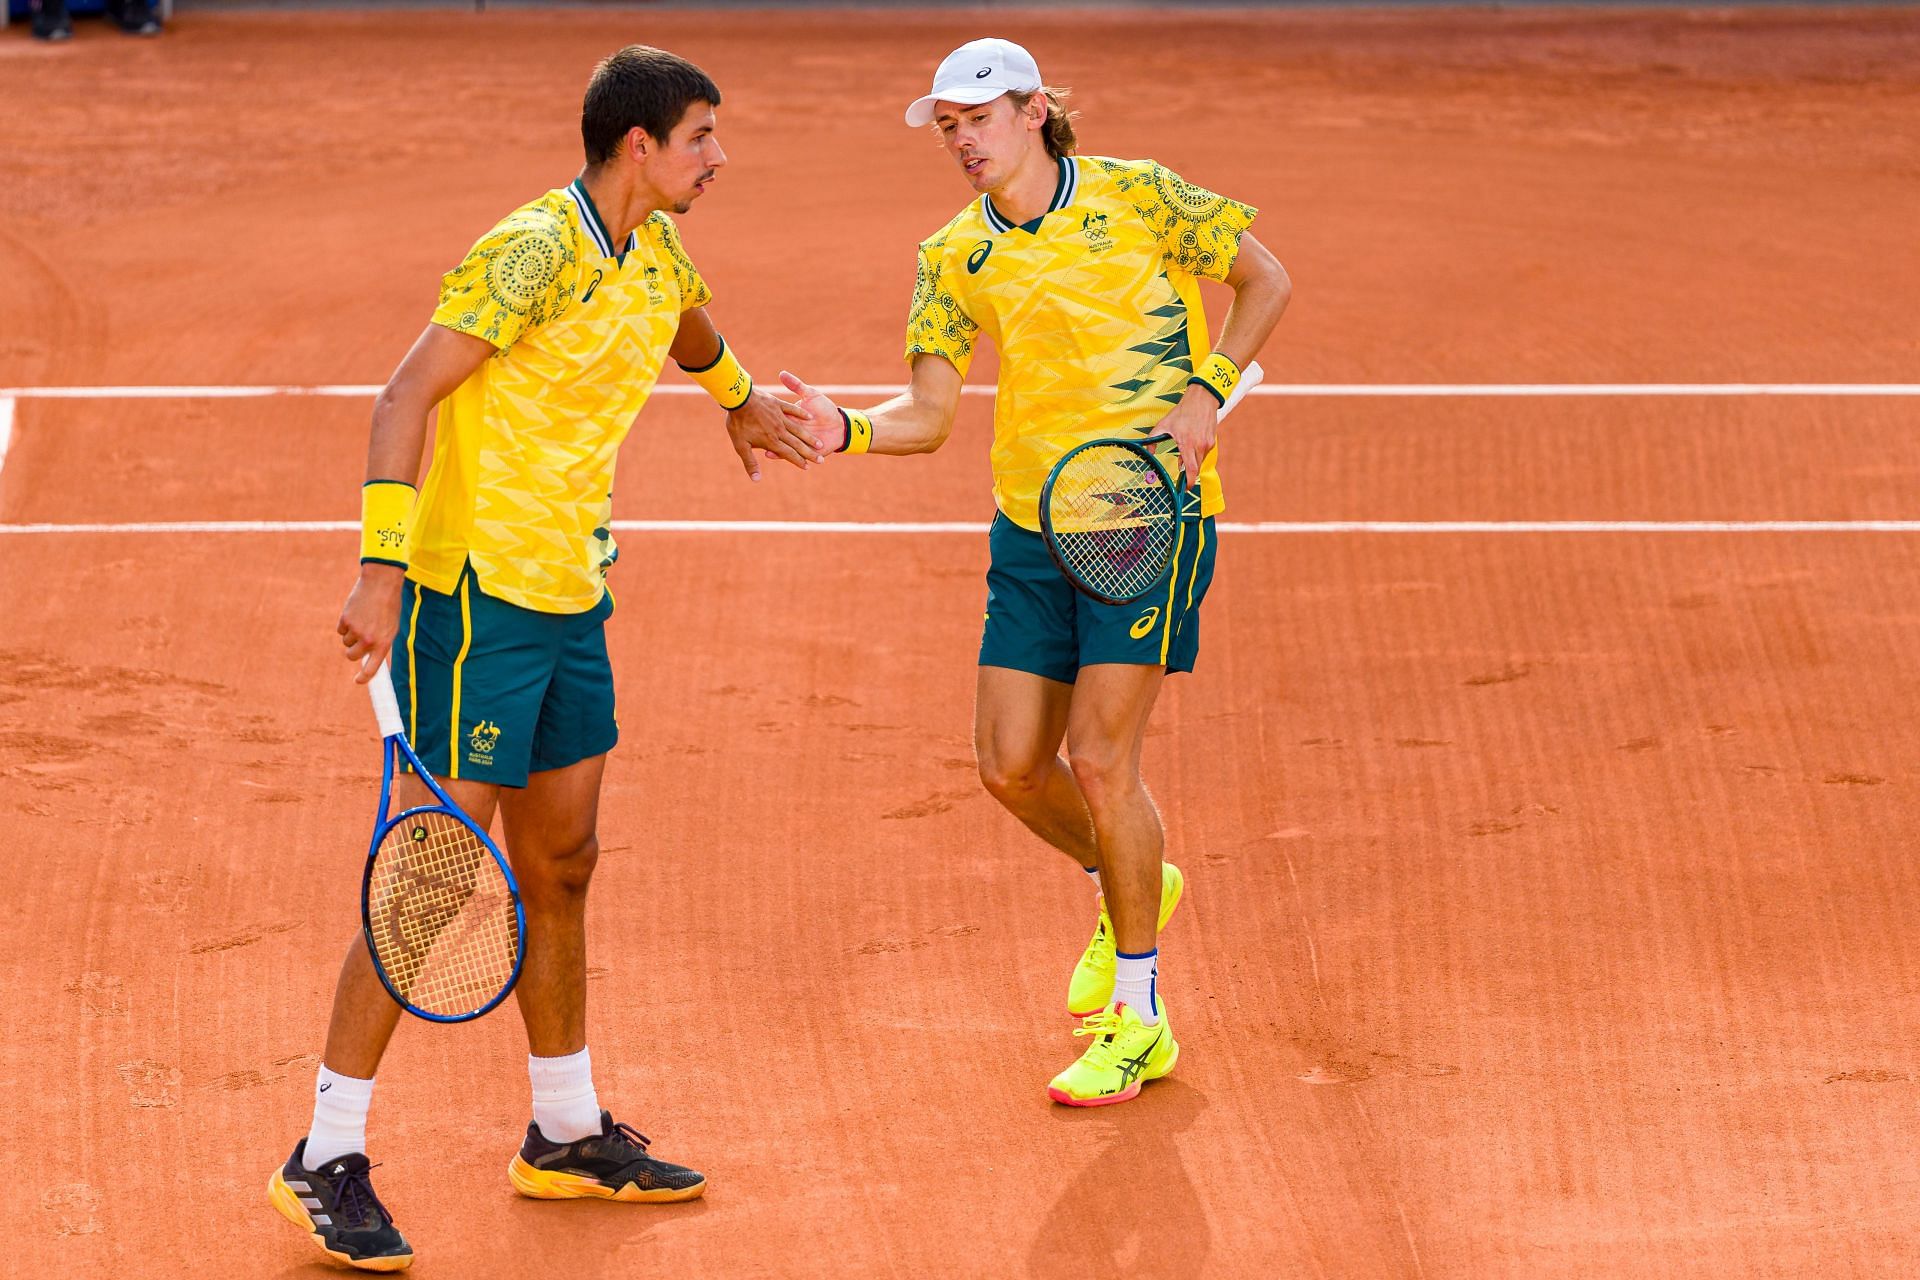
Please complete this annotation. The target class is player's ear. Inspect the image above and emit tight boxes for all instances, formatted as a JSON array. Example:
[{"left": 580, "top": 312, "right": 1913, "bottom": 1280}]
[{"left": 626, "top": 125, "right": 651, "bottom": 161}]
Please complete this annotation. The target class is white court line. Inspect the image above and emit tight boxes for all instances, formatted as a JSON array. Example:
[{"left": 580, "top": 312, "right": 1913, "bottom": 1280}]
[
  {"left": 4, "top": 519, "right": 1920, "bottom": 536},
  {"left": 0, "top": 396, "right": 14, "bottom": 478},
  {"left": 0, "top": 383, "right": 1917, "bottom": 400}
]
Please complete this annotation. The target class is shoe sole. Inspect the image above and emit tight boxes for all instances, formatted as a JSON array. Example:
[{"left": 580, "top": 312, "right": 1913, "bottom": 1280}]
[
  {"left": 1067, "top": 863, "right": 1186, "bottom": 1018},
  {"left": 1046, "top": 1038, "right": 1180, "bottom": 1107},
  {"left": 507, "top": 1155, "right": 707, "bottom": 1203},
  {"left": 267, "top": 1169, "right": 413, "bottom": 1272}
]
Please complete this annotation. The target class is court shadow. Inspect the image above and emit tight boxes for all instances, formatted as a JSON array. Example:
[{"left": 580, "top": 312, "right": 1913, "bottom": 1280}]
[{"left": 1026, "top": 1079, "right": 1212, "bottom": 1280}]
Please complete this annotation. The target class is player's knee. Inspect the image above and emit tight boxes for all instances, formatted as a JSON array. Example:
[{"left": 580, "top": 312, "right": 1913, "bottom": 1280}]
[
  {"left": 1068, "top": 746, "right": 1135, "bottom": 806},
  {"left": 977, "top": 750, "right": 1049, "bottom": 807},
  {"left": 525, "top": 834, "right": 600, "bottom": 898}
]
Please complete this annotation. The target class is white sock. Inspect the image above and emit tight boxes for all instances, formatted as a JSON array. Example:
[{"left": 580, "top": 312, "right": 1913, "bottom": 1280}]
[
  {"left": 304, "top": 1066, "right": 375, "bottom": 1169},
  {"left": 1114, "top": 949, "right": 1160, "bottom": 1024},
  {"left": 529, "top": 1048, "right": 602, "bottom": 1143},
  {"left": 1083, "top": 864, "right": 1102, "bottom": 895}
]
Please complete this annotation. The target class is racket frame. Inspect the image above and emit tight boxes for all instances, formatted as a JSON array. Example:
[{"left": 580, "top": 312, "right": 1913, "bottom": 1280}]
[
  {"left": 1036, "top": 358, "right": 1266, "bottom": 605},
  {"left": 361, "top": 664, "right": 526, "bottom": 1024},
  {"left": 1038, "top": 431, "right": 1183, "bottom": 606}
]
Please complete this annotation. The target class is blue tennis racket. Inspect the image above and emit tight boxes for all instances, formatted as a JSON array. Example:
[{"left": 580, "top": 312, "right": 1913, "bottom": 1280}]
[{"left": 362, "top": 661, "right": 524, "bottom": 1023}]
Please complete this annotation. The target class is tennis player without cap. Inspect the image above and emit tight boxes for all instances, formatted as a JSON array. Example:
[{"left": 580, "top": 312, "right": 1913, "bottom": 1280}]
[
  {"left": 268, "top": 47, "right": 822, "bottom": 1272},
  {"left": 782, "top": 38, "right": 1290, "bottom": 1106}
]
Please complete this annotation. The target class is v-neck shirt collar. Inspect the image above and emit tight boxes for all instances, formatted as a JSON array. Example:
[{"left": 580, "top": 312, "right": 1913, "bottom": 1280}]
[
  {"left": 982, "top": 154, "right": 1078, "bottom": 235},
  {"left": 566, "top": 178, "right": 640, "bottom": 262}
]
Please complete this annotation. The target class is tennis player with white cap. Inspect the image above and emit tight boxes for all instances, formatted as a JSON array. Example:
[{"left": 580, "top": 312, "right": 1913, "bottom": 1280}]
[{"left": 781, "top": 37, "right": 1290, "bottom": 1106}]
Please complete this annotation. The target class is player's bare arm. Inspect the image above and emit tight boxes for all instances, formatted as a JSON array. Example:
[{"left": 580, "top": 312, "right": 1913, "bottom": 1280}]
[
  {"left": 1153, "top": 232, "right": 1291, "bottom": 488},
  {"left": 336, "top": 322, "right": 496, "bottom": 683},
  {"left": 670, "top": 306, "right": 823, "bottom": 479},
  {"left": 777, "top": 353, "right": 964, "bottom": 457}
]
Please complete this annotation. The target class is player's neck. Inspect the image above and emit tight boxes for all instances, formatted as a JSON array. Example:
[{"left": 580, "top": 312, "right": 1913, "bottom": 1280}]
[
  {"left": 988, "top": 148, "right": 1060, "bottom": 226},
  {"left": 576, "top": 167, "right": 664, "bottom": 246}
]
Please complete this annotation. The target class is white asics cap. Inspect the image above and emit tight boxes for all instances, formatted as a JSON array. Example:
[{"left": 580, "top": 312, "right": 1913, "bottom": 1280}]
[{"left": 903, "top": 38, "right": 1044, "bottom": 128}]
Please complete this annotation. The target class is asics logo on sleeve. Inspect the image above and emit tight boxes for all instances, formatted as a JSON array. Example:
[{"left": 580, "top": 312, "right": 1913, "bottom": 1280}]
[{"left": 967, "top": 240, "right": 993, "bottom": 274}]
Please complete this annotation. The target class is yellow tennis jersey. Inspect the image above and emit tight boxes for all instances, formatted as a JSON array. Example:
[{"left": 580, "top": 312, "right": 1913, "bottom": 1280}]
[
  {"left": 904, "top": 155, "right": 1256, "bottom": 530},
  {"left": 411, "top": 179, "right": 712, "bottom": 613}
]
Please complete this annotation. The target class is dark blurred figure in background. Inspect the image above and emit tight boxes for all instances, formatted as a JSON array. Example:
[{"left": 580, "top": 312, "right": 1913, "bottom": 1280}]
[{"left": 31, "top": 0, "right": 163, "bottom": 40}]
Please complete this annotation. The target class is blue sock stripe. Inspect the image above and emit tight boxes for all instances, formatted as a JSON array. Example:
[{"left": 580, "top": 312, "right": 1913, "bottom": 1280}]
[{"left": 1115, "top": 948, "right": 1159, "bottom": 961}]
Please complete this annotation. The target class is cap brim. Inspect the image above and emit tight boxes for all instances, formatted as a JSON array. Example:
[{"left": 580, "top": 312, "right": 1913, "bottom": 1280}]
[{"left": 903, "top": 85, "right": 1013, "bottom": 128}]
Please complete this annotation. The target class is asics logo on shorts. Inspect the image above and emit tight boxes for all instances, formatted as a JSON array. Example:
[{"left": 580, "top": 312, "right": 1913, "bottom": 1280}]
[{"left": 1129, "top": 607, "right": 1161, "bottom": 639}]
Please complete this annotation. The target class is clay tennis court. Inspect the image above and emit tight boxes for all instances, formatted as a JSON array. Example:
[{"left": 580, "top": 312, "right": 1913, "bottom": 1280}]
[{"left": 4, "top": 6, "right": 1919, "bottom": 1276}]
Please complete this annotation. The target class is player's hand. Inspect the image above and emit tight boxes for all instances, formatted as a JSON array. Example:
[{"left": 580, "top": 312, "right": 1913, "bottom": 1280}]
[
  {"left": 338, "top": 564, "right": 406, "bottom": 684},
  {"left": 1154, "top": 387, "right": 1219, "bottom": 491},
  {"left": 778, "top": 371, "right": 847, "bottom": 455},
  {"left": 726, "top": 388, "right": 822, "bottom": 482}
]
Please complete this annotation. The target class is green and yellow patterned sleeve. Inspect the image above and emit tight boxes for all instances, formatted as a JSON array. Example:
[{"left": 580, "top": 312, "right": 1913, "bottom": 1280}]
[
  {"left": 1099, "top": 158, "right": 1258, "bottom": 283},
  {"left": 902, "top": 232, "right": 978, "bottom": 375},
  {"left": 650, "top": 213, "right": 713, "bottom": 312},
  {"left": 432, "top": 209, "right": 578, "bottom": 352}
]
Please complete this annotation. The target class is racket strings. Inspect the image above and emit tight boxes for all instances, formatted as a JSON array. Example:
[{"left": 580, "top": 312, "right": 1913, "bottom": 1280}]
[
  {"left": 1047, "top": 444, "right": 1180, "bottom": 602},
  {"left": 367, "top": 810, "right": 519, "bottom": 1017}
]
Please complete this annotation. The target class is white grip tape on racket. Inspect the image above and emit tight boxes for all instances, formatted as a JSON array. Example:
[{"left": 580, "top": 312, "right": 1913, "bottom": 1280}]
[
  {"left": 369, "top": 660, "right": 406, "bottom": 740},
  {"left": 1218, "top": 359, "right": 1264, "bottom": 422}
]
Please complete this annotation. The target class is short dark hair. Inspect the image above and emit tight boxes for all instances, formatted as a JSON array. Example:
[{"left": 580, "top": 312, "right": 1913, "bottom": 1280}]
[{"left": 581, "top": 46, "right": 721, "bottom": 166}]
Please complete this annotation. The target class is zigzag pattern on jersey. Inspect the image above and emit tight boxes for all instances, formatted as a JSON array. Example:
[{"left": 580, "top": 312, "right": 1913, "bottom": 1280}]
[
  {"left": 1112, "top": 293, "right": 1193, "bottom": 410},
  {"left": 1089, "top": 157, "right": 1256, "bottom": 282}
]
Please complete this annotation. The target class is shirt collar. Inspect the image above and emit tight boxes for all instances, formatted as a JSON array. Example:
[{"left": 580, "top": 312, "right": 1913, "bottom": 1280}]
[
  {"left": 566, "top": 179, "right": 639, "bottom": 261},
  {"left": 982, "top": 154, "right": 1077, "bottom": 235}
]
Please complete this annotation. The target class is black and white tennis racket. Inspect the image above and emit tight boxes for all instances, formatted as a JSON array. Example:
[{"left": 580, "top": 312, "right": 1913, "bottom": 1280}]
[
  {"left": 1038, "top": 360, "right": 1263, "bottom": 605},
  {"left": 362, "top": 660, "right": 524, "bottom": 1023}
]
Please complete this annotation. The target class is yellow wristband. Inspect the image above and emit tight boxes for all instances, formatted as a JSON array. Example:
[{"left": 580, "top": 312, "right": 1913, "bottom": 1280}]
[
  {"left": 360, "top": 480, "right": 415, "bottom": 568},
  {"left": 678, "top": 336, "right": 753, "bottom": 411},
  {"left": 838, "top": 408, "right": 873, "bottom": 455},
  {"left": 1189, "top": 352, "right": 1241, "bottom": 407}
]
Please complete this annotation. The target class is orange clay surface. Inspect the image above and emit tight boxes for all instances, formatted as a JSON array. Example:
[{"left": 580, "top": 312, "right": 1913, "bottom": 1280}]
[{"left": 4, "top": 8, "right": 1920, "bottom": 1277}]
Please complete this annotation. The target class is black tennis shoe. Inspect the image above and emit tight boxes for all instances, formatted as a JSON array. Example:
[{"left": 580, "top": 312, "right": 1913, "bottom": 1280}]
[
  {"left": 110, "top": 0, "right": 161, "bottom": 35},
  {"left": 268, "top": 1140, "right": 413, "bottom": 1272},
  {"left": 31, "top": 0, "right": 73, "bottom": 40},
  {"left": 507, "top": 1110, "right": 707, "bottom": 1202}
]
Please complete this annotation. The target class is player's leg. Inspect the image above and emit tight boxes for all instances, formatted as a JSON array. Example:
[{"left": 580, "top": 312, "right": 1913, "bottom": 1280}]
[
  {"left": 974, "top": 664, "right": 1096, "bottom": 868},
  {"left": 273, "top": 769, "right": 499, "bottom": 1273},
  {"left": 497, "top": 589, "right": 704, "bottom": 1203},
  {"left": 498, "top": 753, "right": 605, "bottom": 1061},
  {"left": 1046, "top": 518, "right": 1216, "bottom": 1105},
  {"left": 975, "top": 512, "right": 1101, "bottom": 871},
  {"left": 1045, "top": 663, "right": 1181, "bottom": 1105},
  {"left": 1065, "top": 663, "right": 1167, "bottom": 962},
  {"left": 318, "top": 771, "right": 503, "bottom": 1081}
]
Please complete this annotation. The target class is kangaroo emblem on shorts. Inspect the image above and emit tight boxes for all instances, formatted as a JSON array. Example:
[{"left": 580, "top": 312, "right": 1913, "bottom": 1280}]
[{"left": 469, "top": 721, "right": 502, "bottom": 755}]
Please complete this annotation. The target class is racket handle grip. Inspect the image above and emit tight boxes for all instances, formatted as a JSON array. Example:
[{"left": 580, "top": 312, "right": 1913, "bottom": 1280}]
[
  {"left": 368, "top": 659, "right": 405, "bottom": 739},
  {"left": 1218, "top": 359, "right": 1264, "bottom": 421}
]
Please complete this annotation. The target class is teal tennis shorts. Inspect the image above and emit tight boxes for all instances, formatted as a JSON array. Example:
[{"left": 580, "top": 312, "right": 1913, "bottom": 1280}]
[
  {"left": 392, "top": 564, "right": 617, "bottom": 788},
  {"left": 979, "top": 511, "right": 1219, "bottom": 682}
]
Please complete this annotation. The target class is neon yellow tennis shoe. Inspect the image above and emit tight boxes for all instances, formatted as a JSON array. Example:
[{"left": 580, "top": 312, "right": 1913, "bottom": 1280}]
[
  {"left": 1047, "top": 998, "right": 1179, "bottom": 1106},
  {"left": 1067, "top": 861, "right": 1184, "bottom": 1017}
]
